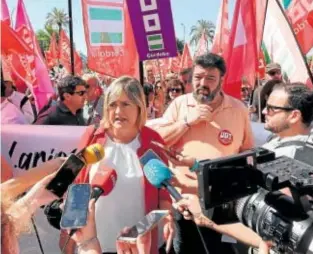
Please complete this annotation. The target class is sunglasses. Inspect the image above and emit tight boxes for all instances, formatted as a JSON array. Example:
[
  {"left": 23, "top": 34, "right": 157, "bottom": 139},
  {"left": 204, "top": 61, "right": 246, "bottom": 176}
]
[
  {"left": 169, "top": 88, "right": 182, "bottom": 93},
  {"left": 72, "top": 90, "right": 87, "bottom": 96},
  {"left": 265, "top": 103, "right": 294, "bottom": 113},
  {"left": 155, "top": 86, "right": 162, "bottom": 90},
  {"left": 268, "top": 70, "right": 281, "bottom": 76}
]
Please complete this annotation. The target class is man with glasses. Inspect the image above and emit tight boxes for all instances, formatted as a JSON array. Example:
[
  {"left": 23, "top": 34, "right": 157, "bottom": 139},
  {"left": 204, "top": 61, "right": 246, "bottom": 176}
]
[
  {"left": 250, "top": 63, "right": 283, "bottom": 122},
  {"left": 35, "top": 75, "right": 88, "bottom": 126},
  {"left": 262, "top": 82, "right": 313, "bottom": 158}
]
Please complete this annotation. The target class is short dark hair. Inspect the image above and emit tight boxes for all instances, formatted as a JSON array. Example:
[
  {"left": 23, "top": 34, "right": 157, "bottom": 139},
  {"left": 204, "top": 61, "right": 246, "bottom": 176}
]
[
  {"left": 193, "top": 53, "right": 226, "bottom": 77},
  {"left": 273, "top": 82, "right": 313, "bottom": 126},
  {"left": 143, "top": 83, "right": 154, "bottom": 107},
  {"left": 57, "top": 75, "right": 87, "bottom": 101}
]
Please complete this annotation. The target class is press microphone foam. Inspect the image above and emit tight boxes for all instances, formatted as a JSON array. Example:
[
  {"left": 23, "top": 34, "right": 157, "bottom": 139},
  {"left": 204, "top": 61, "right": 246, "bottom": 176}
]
[
  {"left": 81, "top": 143, "right": 104, "bottom": 164},
  {"left": 143, "top": 159, "right": 172, "bottom": 188},
  {"left": 90, "top": 168, "right": 117, "bottom": 196}
]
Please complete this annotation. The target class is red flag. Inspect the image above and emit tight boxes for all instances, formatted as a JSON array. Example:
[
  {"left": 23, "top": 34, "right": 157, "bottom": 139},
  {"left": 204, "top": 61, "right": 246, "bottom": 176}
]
[
  {"left": 58, "top": 29, "right": 83, "bottom": 75},
  {"left": 1, "top": 0, "right": 10, "bottom": 25},
  {"left": 169, "top": 53, "right": 181, "bottom": 73},
  {"left": 211, "top": 0, "right": 230, "bottom": 57},
  {"left": 15, "top": 0, "right": 53, "bottom": 110},
  {"left": 287, "top": 0, "right": 313, "bottom": 54},
  {"left": 81, "top": 0, "right": 139, "bottom": 78},
  {"left": 180, "top": 44, "right": 193, "bottom": 71},
  {"left": 223, "top": 0, "right": 266, "bottom": 99},
  {"left": 194, "top": 33, "right": 208, "bottom": 57},
  {"left": 45, "top": 33, "right": 59, "bottom": 68}
]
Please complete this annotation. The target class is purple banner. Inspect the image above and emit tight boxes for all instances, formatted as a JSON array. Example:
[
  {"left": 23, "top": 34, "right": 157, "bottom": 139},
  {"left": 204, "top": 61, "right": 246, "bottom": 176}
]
[{"left": 126, "top": 0, "right": 178, "bottom": 61}]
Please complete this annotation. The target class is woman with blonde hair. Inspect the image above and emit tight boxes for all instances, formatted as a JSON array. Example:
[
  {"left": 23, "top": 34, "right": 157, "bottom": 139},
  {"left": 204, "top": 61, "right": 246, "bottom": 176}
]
[{"left": 60, "top": 76, "right": 174, "bottom": 254}]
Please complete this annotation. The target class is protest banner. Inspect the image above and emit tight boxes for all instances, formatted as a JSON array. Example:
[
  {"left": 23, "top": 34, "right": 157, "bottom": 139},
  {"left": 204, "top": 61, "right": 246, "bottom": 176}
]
[{"left": 126, "top": 0, "right": 177, "bottom": 61}]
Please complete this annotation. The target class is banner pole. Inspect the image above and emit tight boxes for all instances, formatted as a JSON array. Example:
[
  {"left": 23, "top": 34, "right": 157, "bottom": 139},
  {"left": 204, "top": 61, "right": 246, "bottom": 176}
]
[
  {"left": 139, "top": 61, "right": 144, "bottom": 85},
  {"left": 68, "top": 0, "right": 75, "bottom": 75}
]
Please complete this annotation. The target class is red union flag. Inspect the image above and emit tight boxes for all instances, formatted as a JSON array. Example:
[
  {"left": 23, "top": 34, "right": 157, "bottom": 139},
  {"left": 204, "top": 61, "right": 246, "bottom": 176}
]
[
  {"left": 59, "top": 29, "right": 83, "bottom": 75},
  {"left": 45, "top": 33, "right": 59, "bottom": 68},
  {"left": 180, "top": 44, "right": 193, "bottom": 71},
  {"left": 1, "top": 0, "right": 10, "bottom": 25},
  {"left": 211, "top": 0, "right": 230, "bottom": 57},
  {"left": 223, "top": 0, "right": 265, "bottom": 99},
  {"left": 169, "top": 53, "right": 181, "bottom": 73},
  {"left": 15, "top": 0, "right": 53, "bottom": 110},
  {"left": 81, "top": 0, "right": 139, "bottom": 78},
  {"left": 194, "top": 33, "right": 208, "bottom": 58},
  {"left": 287, "top": 0, "right": 313, "bottom": 54}
]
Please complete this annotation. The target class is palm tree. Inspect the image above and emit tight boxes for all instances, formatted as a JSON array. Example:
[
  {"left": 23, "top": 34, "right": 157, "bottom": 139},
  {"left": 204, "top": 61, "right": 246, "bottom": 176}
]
[
  {"left": 36, "top": 25, "right": 58, "bottom": 53},
  {"left": 46, "top": 8, "right": 69, "bottom": 34},
  {"left": 176, "top": 38, "right": 184, "bottom": 55},
  {"left": 189, "top": 20, "right": 215, "bottom": 49}
]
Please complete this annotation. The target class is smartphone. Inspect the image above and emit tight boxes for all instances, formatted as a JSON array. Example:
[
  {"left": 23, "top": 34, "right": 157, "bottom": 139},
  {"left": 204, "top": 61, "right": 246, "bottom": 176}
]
[
  {"left": 60, "top": 184, "right": 91, "bottom": 230},
  {"left": 139, "top": 149, "right": 162, "bottom": 166},
  {"left": 117, "top": 210, "right": 169, "bottom": 242},
  {"left": 45, "top": 154, "right": 85, "bottom": 198},
  {"left": 151, "top": 141, "right": 181, "bottom": 157}
]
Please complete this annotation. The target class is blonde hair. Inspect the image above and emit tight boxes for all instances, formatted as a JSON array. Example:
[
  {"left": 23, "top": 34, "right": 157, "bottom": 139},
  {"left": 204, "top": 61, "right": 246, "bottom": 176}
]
[{"left": 102, "top": 76, "right": 147, "bottom": 129}]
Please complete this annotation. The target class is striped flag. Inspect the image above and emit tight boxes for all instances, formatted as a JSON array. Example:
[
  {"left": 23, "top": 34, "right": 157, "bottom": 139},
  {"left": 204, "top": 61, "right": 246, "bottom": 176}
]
[
  {"left": 88, "top": 6, "right": 124, "bottom": 45},
  {"left": 82, "top": 0, "right": 139, "bottom": 78},
  {"left": 263, "top": 0, "right": 312, "bottom": 84},
  {"left": 147, "top": 34, "right": 164, "bottom": 51}
]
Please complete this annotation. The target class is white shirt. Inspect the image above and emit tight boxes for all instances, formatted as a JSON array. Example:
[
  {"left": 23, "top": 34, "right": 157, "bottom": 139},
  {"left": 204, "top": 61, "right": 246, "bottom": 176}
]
[
  {"left": 9, "top": 91, "right": 35, "bottom": 123},
  {"left": 1, "top": 99, "right": 28, "bottom": 125},
  {"left": 89, "top": 135, "right": 145, "bottom": 252}
]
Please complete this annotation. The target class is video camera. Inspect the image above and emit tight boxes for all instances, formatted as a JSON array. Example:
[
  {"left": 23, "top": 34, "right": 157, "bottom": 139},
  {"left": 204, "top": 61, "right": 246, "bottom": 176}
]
[{"left": 198, "top": 140, "right": 313, "bottom": 254}]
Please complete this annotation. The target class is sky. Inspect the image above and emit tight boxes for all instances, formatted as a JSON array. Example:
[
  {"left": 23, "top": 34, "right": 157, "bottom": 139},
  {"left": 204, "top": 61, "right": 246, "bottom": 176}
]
[{"left": 7, "top": 0, "right": 235, "bottom": 54}]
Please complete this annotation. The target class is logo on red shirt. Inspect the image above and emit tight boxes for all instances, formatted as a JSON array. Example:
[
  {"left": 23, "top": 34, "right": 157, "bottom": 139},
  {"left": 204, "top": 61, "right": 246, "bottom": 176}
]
[{"left": 218, "top": 130, "right": 233, "bottom": 146}]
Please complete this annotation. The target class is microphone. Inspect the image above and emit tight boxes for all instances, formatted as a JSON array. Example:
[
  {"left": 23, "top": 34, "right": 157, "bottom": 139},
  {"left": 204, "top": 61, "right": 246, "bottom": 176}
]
[
  {"left": 90, "top": 168, "right": 117, "bottom": 200},
  {"left": 143, "top": 159, "right": 182, "bottom": 201},
  {"left": 78, "top": 143, "right": 105, "bottom": 164}
]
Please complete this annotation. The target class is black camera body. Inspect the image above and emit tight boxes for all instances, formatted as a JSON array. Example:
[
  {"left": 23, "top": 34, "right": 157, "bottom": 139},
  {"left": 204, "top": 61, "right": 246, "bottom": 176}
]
[{"left": 197, "top": 145, "right": 313, "bottom": 254}]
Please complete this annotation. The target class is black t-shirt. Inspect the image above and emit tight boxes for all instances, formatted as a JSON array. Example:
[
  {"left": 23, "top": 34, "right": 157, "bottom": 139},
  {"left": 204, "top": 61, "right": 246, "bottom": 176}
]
[{"left": 35, "top": 101, "right": 86, "bottom": 126}]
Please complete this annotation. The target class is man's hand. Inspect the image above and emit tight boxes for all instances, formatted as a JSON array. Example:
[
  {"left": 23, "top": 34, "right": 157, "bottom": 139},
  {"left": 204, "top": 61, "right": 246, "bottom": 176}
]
[{"left": 186, "top": 104, "right": 214, "bottom": 126}]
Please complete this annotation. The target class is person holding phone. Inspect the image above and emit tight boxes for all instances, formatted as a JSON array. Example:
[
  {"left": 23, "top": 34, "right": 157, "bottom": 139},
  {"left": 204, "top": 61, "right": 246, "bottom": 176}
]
[
  {"left": 60, "top": 76, "right": 174, "bottom": 254},
  {"left": 1, "top": 172, "right": 59, "bottom": 254}
]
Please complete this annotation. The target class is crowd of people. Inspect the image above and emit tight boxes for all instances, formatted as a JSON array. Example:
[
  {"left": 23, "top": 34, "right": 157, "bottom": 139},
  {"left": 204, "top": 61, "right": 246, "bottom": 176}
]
[{"left": 1, "top": 52, "right": 313, "bottom": 254}]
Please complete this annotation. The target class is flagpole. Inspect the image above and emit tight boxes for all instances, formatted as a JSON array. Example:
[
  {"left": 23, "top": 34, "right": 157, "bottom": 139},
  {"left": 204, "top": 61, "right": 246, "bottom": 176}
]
[
  {"left": 273, "top": 0, "right": 313, "bottom": 83},
  {"left": 68, "top": 0, "right": 75, "bottom": 75},
  {"left": 139, "top": 61, "right": 144, "bottom": 85}
]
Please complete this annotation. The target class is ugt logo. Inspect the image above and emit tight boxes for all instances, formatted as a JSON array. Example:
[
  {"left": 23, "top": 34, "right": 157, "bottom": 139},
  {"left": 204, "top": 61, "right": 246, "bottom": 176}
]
[{"left": 139, "top": 0, "right": 164, "bottom": 51}]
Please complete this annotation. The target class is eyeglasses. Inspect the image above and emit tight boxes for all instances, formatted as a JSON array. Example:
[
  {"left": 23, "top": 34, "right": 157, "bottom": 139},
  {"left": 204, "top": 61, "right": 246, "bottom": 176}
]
[
  {"left": 265, "top": 103, "right": 294, "bottom": 113},
  {"left": 169, "top": 88, "right": 182, "bottom": 93},
  {"left": 268, "top": 70, "right": 281, "bottom": 76},
  {"left": 72, "top": 90, "right": 87, "bottom": 96}
]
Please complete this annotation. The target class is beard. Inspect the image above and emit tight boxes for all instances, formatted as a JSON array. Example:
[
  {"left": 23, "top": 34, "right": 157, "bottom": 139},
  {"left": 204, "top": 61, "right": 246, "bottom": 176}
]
[
  {"left": 265, "top": 121, "right": 290, "bottom": 134},
  {"left": 193, "top": 81, "right": 221, "bottom": 104}
]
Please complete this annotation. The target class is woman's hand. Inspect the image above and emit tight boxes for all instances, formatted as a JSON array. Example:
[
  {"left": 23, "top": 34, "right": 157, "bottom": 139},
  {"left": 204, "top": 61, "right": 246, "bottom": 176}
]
[
  {"left": 258, "top": 241, "right": 273, "bottom": 254},
  {"left": 116, "top": 227, "right": 152, "bottom": 254},
  {"left": 173, "top": 194, "right": 202, "bottom": 220},
  {"left": 163, "top": 214, "right": 175, "bottom": 253},
  {"left": 22, "top": 172, "right": 59, "bottom": 211}
]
